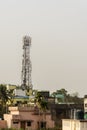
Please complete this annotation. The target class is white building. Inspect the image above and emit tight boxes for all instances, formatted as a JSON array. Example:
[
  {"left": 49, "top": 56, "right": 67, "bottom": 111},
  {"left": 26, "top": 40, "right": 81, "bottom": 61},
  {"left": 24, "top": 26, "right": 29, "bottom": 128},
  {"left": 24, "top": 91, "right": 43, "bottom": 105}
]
[
  {"left": 62, "top": 96, "right": 87, "bottom": 130},
  {"left": 62, "top": 119, "right": 87, "bottom": 130},
  {"left": 84, "top": 96, "right": 87, "bottom": 111}
]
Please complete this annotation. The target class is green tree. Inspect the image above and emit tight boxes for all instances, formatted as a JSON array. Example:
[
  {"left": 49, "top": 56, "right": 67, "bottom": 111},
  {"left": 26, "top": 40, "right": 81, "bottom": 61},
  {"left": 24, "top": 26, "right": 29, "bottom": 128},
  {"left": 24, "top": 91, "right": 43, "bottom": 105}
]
[
  {"left": 51, "top": 88, "right": 83, "bottom": 104},
  {"left": 68, "top": 92, "right": 83, "bottom": 104},
  {"left": 0, "top": 84, "right": 14, "bottom": 118},
  {"left": 0, "top": 84, "right": 9, "bottom": 104},
  {"left": 35, "top": 92, "right": 48, "bottom": 129},
  {"left": 51, "top": 88, "right": 67, "bottom": 103},
  {"left": 35, "top": 92, "right": 48, "bottom": 111}
]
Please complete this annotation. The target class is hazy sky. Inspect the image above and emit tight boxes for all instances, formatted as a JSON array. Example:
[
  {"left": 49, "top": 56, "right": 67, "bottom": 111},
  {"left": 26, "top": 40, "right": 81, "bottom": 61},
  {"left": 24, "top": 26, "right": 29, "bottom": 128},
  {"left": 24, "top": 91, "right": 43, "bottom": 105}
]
[{"left": 0, "top": 0, "right": 87, "bottom": 96}]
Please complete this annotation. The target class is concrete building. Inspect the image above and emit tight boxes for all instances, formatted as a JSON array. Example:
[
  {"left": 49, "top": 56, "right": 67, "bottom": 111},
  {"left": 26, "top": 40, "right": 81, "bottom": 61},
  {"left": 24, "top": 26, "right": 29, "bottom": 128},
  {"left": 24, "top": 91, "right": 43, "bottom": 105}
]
[
  {"left": 4, "top": 106, "right": 54, "bottom": 130},
  {"left": 62, "top": 97, "right": 87, "bottom": 130},
  {"left": 84, "top": 95, "right": 87, "bottom": 119},
  {"left": 62, "top": 119, "right": 87, "bottom": 130},
  {"left": 0, "top": 120, "right": 7, "bottom": 129}
]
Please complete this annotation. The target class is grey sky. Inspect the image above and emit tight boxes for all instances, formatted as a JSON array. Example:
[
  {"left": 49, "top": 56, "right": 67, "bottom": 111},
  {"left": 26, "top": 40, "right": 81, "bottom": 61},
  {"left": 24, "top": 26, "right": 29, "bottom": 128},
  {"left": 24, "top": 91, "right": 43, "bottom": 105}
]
[{"left": 0, "top": 0, "right": 87, "bottom": 96}]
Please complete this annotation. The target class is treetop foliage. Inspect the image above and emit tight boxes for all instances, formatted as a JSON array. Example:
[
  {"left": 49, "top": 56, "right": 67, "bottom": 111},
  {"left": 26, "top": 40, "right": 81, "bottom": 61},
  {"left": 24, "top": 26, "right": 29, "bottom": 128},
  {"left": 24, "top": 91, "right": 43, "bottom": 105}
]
[{"left": 51, "top": 88, "right": 83, "bottom": 104}]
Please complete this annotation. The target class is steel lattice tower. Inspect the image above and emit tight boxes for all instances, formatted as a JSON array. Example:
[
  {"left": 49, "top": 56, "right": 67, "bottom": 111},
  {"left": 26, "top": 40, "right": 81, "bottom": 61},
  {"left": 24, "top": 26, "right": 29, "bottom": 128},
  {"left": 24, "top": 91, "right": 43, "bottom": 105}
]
[{"left": 21, "top": 36, "right": 32, "bottom": 91}]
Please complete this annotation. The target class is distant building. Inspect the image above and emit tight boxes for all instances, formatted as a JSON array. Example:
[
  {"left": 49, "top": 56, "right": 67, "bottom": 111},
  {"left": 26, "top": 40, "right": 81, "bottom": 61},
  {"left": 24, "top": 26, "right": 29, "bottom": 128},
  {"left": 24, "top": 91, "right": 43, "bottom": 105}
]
[
  {"left": 84, "top": 95, "right": 87, "bottom": 119},
  {"left": 62, "top": 119, "right": 87, "bottom": 130},
  {"left": 62, "top": 97, "right": 87, "bottom": 130},
  {"left": 0, "top": 120, "right": 7, "bottom": 129},
  {"left": 13, "top": 95, "right": 29, "bottom": 105},
  {"left": 14, "top": 88, "right": 26, "bottom": 96},
  {"left": 37, "top": 91, "right": 50, "bottom": 99},
  {"left": 6, "top": 84, "right": 16, "bottom": 90},
  {"left": 4, "top": 106, "right": 54, "bottom": 130}
]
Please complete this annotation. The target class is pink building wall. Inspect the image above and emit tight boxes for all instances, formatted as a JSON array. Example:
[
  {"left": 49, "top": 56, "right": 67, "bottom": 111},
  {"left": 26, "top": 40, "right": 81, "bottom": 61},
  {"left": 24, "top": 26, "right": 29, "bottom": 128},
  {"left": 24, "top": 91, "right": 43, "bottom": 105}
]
[
  {"left": 4, "top": 106, "right": 54, "bottom": 130},
  {"left": 0, "top": 120, "right": 7, "bottom": 129}
]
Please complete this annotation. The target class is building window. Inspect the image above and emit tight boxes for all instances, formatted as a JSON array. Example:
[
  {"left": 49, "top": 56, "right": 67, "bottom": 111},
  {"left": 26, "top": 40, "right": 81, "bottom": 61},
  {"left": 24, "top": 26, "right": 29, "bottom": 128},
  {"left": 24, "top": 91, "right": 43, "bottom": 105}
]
[
  {"left": 27, "top": 121, "right": 31, "bottom": 126},
  {"left": 85, "top": 104, "right": 87, "bottom": 107},
  {"left": 41, "top": 122, "right": 46, "bottom": 128},
  {"left": 13, "top": 122, "right": 19, "bottom": 124},
  {"left": 38, "top": 121, "right": 46, "bottom": 128}
]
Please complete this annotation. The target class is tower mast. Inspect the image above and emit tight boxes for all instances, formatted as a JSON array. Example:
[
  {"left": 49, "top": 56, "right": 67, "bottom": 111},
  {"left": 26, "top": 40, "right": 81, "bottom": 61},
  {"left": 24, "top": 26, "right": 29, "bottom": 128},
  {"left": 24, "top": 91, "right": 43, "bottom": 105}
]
[{"left": 21, "top": 36, "right": 32, "bottom": 91}]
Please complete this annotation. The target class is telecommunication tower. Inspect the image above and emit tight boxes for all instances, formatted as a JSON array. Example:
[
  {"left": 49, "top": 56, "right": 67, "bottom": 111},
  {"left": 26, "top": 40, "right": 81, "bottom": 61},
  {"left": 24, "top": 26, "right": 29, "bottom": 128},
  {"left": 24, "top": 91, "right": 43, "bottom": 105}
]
[{"left": 21, "top": 36, "right": 32, "bottom": 91}]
